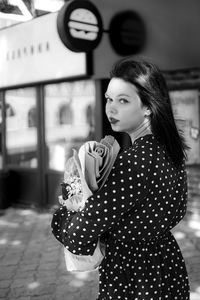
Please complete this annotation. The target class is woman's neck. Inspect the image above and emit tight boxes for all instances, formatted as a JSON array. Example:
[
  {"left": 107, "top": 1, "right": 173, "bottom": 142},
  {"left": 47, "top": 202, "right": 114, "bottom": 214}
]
[{"left": 129, "top": 118, "right": 152, "bottom": 144}]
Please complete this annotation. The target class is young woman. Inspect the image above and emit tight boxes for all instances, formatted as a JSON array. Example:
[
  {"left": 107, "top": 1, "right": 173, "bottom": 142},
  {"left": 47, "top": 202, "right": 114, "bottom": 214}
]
[{"left": 52, "top": 58, "right": 190, "bottom": 299}]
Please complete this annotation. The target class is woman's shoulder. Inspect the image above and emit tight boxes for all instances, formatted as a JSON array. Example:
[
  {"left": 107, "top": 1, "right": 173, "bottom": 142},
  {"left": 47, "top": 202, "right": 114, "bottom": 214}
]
[
  {"left": 134, "top": 134, "right": 167, "bottom": 153},
  {"left": 132, "top": 134, "right": 185, "bottom": 170},
  {"left": 134, "top": 134, "right": 155, "bottom": 147},
  {"left": 127, "top": 134, "right": 159, "bottom": 153},
  {"left": 118, "top": 134, "right": 166, "bottom": 163},
  {"left": 116, "top": 134, "right": 155, "bottom": 165}
]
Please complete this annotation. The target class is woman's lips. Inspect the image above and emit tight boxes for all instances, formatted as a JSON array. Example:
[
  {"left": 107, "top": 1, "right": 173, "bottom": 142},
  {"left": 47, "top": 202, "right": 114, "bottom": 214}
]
[{"left": 109, "top": 117, "right": 119, "bottom": 124}]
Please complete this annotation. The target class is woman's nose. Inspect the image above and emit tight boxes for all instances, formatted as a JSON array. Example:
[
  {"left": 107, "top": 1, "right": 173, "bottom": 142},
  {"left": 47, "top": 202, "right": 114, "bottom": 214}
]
[{"left": 107, "top": 102, "right": 117, "bottom": 114}]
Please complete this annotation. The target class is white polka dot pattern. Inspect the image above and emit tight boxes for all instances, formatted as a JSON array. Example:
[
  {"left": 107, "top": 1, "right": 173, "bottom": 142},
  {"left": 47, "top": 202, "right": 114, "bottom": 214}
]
[{"left": 51, "top": 135, "right": 190, "bottom": 299}]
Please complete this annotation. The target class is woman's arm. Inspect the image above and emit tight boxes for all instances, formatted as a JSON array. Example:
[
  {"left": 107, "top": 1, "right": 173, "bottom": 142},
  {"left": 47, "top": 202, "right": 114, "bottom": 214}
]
[{"left": 51, "top": 139, "right": 151, "bottom": 254}]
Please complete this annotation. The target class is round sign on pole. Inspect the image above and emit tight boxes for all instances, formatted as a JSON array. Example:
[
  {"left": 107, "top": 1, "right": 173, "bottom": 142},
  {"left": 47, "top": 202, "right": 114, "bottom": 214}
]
[
  {"left": 109, "top": 11, "right": 146, "bottom": 56},
  {"left": 57, "top": 0, "right": 103, "bottom": 52}
]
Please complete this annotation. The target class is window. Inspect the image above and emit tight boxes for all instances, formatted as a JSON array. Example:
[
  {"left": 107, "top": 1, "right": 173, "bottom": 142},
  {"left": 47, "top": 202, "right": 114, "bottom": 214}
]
[
  {"left": 44, "top": 80, "right": 96, "bottom": 171},
  {"left": 6, "top": 103, "right": 15, "bottom": 117},
  {"left": 58, "top": 103, "right": 73, "bottom": 125},
  {"left": 5, "top": 88, "right": 38, "bottom": 167},
  {"left": 28, "top": 107, "right": 37, "bottom": 128}
]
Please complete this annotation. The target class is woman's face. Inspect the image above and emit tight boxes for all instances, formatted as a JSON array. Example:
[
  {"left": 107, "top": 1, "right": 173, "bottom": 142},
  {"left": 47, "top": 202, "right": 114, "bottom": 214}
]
[{"left": 105, "top": 78, "right": 147, "bottom": 135}]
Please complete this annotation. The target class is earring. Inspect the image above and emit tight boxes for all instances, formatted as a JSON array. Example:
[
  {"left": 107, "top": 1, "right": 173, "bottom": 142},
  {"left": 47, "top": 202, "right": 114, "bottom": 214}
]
[{"left": 145, "top": 110, "right": 151, "bottom": 117}]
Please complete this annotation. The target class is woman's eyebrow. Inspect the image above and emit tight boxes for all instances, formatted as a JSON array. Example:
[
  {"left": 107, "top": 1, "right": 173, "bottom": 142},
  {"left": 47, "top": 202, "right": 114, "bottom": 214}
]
[
  {"left": 118, "top": 93, "right": 130, "bottom": 97},
  {"left": 105, "top": 93, "right": 130, "bottom": 98}
]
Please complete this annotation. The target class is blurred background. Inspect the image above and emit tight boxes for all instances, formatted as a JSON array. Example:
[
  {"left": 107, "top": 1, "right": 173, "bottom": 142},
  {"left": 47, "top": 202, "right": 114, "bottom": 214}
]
[{"left": 0, "top": 0, "right": 200, "bottom": 299}]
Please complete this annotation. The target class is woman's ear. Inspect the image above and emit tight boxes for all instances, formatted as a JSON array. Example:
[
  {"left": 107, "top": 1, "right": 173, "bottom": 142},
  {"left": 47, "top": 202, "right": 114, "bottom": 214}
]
[{"left": 144, "top": 107, "right": 151, "bottom": 117}]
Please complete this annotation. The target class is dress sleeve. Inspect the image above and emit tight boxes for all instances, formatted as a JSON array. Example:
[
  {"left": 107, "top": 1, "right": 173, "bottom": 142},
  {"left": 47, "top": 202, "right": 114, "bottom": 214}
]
[{"left": 51, "top": 140, "right": 152, "bottom": 255}]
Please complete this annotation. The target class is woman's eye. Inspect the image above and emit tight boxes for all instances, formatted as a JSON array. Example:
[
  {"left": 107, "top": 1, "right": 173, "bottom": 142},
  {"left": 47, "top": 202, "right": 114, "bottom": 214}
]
[
  {"left": 119, "top": 98, "right": 128, "bottom": 104},
  {"left": 105, "top": 97, "right": 112, "bottom": 103}
]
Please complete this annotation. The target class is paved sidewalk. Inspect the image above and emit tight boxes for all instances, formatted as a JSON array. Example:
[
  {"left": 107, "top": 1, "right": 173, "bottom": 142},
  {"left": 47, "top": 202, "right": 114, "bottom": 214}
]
[{"left": 0, "top": 207, "right": 199, "bottom": 300}]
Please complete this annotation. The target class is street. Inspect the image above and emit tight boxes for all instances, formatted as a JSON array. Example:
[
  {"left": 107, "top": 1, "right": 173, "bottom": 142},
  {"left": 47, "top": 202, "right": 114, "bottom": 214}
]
[{"left": 0, "top": 207, "right": 200, "bottom": 300}]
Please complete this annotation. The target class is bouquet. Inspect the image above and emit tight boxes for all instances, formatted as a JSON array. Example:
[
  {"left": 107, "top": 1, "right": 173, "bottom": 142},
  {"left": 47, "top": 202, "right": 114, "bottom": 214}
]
[{"left": 59, "top": 135, "right": 120, "bottom": 272}]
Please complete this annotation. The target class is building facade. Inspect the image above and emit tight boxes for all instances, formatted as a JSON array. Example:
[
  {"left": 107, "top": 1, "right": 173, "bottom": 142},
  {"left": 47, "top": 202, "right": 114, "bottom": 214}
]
[{"left": 0, "top": 0, "right": 200, "bottom": 212}]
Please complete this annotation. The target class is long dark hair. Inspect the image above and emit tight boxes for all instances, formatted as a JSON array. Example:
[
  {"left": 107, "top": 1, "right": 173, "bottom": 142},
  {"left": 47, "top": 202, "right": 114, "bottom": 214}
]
[{"left": 110, "top": 57, "right": 189, "bottom": 167}]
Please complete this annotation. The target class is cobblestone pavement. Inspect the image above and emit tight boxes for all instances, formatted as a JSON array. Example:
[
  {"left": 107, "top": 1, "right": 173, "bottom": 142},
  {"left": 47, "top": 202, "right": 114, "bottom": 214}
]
[{"left": 0, "top": 207, "right": 200, "bottom": 300}]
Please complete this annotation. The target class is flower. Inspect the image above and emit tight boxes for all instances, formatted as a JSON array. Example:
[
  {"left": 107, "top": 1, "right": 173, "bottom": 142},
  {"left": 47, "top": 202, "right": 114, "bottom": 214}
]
[
  {"left": 59, "top": 157, "right": 85, "bottom": 211},
  {"left": 61, "top": 177, "right": 82, "bottom": 200},
  {"left": 78, "top": 135, "right": 120, "bottom": 192},
  {"left": 56, "top": 135, "right": 120, "bottom": 272},
  {"left": 59, "top": 135, "right": 120, "bottom": 211}
]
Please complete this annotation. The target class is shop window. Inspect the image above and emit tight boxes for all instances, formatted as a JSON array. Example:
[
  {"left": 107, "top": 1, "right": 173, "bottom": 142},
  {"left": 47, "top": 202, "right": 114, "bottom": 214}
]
[
  {"left": 6, "top": 103, "right": 15, "bottom": 117},
  {"left": 44, "top": 80, "right": 96, "bottom": 171},
  {"left": 58, "top": 103, "right": 73, "bottom": 125},
  {"left": 5, "top": 88, "right": 38, "bottom": 168},
  {"left": 28, "top": 107, "right": 37, "bottom": 128},
  {"left": 0, "top": 102, "right": 15, "bottom": 169},
  {"left": 0, "top": 101, "right": 16, "bottom": 118},
  {"left": 86, "top": 104, "right": 95, "bottom": 139}
]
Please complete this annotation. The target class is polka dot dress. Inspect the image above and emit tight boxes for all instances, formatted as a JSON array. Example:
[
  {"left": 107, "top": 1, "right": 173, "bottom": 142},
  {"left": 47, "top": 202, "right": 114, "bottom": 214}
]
[{"left": 51, "top": 135, "right": 190, "bottom": 299}]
